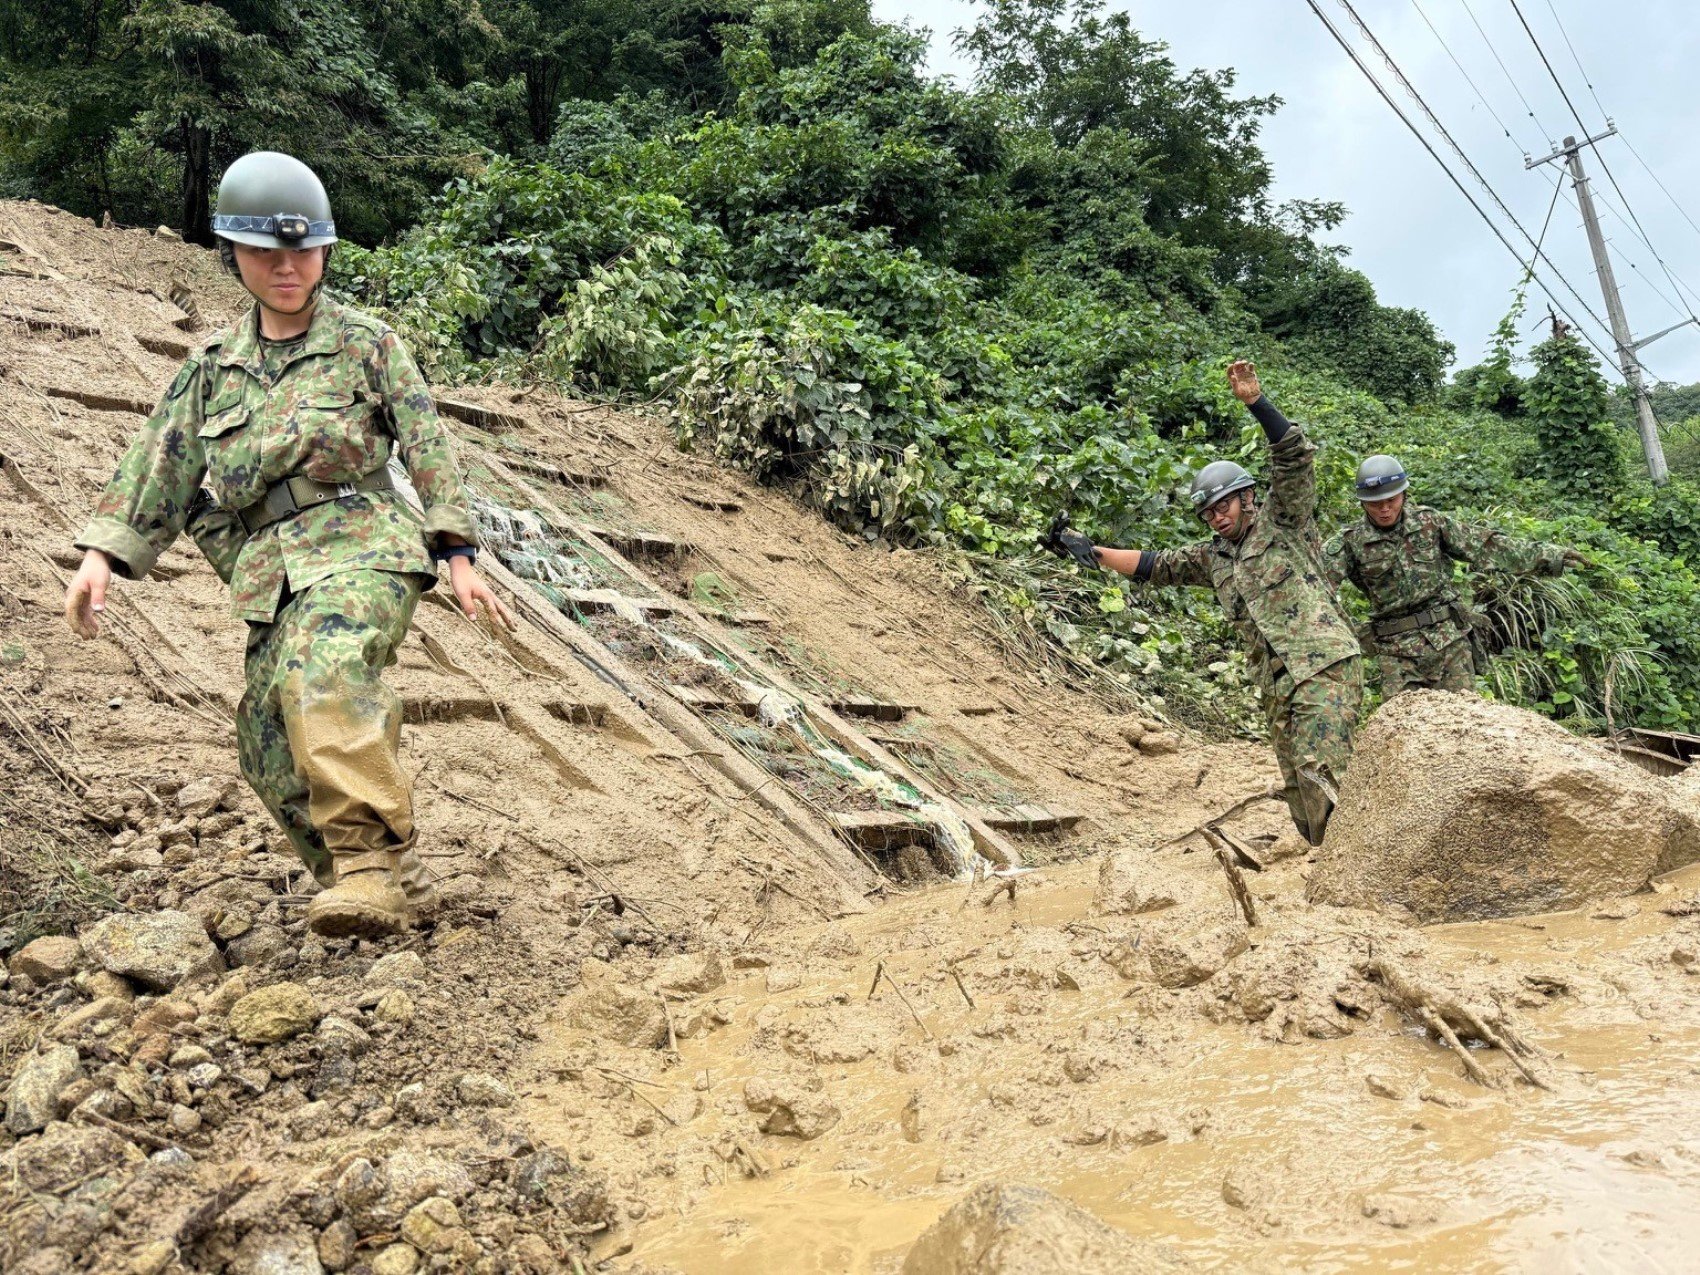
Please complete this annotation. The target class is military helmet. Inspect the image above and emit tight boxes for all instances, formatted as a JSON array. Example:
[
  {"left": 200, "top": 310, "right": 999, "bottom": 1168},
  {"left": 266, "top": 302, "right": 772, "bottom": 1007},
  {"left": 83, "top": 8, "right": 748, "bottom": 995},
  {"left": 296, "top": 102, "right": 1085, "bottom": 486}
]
[
  {"left": 212, "top": 152, "right": 337, "bottom": 249},
  {"left": 1189, "top": 460, "right": 1256, "bottom": 516},
  {"left": 1355, "top": 454, "right": 1408, "bottom": 502}
]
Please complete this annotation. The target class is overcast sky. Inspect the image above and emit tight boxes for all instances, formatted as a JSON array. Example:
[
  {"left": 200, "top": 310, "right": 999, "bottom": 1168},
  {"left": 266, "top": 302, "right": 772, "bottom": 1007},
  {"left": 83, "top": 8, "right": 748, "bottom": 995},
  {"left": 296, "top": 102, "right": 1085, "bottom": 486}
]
[{"left": 869, "top": 0, "right": 1700, "bottom": 385}]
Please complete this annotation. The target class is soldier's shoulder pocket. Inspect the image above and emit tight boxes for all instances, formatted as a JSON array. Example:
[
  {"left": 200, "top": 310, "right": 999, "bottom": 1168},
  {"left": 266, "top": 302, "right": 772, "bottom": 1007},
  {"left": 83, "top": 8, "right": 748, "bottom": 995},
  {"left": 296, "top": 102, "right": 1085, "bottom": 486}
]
[{"left": 199, "top": 401, "right": 249, "bottom": 439}]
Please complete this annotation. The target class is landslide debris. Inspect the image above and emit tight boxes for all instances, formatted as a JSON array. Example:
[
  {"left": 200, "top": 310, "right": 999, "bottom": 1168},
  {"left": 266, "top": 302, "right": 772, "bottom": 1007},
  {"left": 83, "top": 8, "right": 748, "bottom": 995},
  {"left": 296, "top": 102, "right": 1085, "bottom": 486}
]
[
  {"left": 1311, "top": 692, "right": 1700, "bottom": 922},
  {"left": 901, "top": 1183, "right": 1189, "bottom": 1274}
]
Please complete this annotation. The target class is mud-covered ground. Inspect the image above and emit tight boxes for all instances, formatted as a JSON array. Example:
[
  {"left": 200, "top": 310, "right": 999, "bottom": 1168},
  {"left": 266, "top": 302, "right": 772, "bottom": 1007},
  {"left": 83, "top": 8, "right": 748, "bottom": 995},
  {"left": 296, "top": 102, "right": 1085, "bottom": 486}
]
[{"left": 3, "top": 201, "right": 1699, "bottom": 1274}]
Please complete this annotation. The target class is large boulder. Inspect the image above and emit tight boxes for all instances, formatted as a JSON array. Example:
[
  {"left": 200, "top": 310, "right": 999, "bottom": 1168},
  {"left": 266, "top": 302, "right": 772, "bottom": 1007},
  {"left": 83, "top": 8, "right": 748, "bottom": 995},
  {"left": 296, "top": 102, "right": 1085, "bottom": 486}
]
[
  {"left": 901, "top": 1184, "right": 1187, "bottom": 1274},
  {"left": 79, "top": 911, "right": 222, "bottom": 991},
  {"left": 1310, "top": 693, "right": 1700, "bottom": 923}
]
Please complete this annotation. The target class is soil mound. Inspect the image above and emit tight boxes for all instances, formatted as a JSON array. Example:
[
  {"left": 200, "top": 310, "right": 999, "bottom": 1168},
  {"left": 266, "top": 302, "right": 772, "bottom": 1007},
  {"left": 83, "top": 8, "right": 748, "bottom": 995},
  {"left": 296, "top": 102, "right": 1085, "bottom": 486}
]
[
  {"left": 1310, "top": 692, "right": 1700, "bottom": 922},
  {"left": 901, "top": 1183, "right": 1188, "bottom": 1274}
]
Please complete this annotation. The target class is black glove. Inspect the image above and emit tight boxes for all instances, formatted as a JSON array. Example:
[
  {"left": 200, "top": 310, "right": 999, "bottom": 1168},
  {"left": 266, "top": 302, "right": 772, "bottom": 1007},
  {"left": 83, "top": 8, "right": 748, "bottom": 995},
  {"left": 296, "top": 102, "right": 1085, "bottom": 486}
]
[{"left": 1043, "top": 511, "right": 1100, "bottom": 570}]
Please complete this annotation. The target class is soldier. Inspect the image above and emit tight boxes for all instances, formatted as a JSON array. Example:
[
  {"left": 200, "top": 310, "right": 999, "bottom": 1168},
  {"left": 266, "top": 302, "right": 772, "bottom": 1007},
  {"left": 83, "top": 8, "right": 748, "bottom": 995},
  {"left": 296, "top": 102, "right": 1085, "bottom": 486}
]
[
  {"left": 63, "top": 151, "right": 514, "bottom": 939},
  {"left": 1325, "top": 455, "right": 1589, "bottom": 694},
  {"left": 1047, "top": 361, "right": 1362, "bottom": 845}
]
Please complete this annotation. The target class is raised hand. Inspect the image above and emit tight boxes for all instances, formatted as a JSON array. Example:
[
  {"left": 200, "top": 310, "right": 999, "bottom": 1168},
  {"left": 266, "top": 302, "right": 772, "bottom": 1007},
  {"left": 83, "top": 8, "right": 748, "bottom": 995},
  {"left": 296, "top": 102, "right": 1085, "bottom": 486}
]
[{"left": 1227, "top": 359, "right": 1263, "bottom": 406}]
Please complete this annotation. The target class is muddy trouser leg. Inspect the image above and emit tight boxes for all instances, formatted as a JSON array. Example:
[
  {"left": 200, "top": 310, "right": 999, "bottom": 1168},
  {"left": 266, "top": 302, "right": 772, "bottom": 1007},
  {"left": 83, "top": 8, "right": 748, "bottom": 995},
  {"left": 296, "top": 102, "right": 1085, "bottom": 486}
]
[
  {"left": 237, "top": 570, "right": 422, "bottom": 889},
  {"left": 1382, "top": 627, "right": 1476, "bottom": 695},
  {"left": 1273, "top": 657, "right": 1364, "bottom": 845},
  {"left": 1427, "top": 634, "right": 1477, "bottom": 692}
]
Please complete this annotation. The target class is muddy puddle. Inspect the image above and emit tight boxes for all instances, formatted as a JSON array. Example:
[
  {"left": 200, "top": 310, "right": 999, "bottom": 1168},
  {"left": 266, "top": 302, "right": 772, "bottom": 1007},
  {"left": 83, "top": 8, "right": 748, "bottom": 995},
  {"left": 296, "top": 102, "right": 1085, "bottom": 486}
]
[{"left": 523, "top": 860, "right": 1700, "bottom": 1274}]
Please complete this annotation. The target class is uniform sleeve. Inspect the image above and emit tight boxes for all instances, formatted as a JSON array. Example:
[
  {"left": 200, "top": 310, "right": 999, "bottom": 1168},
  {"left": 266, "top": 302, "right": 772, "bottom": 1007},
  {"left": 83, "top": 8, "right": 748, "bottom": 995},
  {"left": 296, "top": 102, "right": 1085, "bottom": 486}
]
[
  {"left": 1435, "top": 511, "right": 1565, "bottom": 576},
  {"left": 73, "top": 359, "right": 209, "bottom": 579},
  {"left": 1266, "top": 424, "right": 1318, "bottom": 531},
  {"left": 1322, "top": 529, "right": 1352, "bottom": 590},
  {"left": 377, "top": 330, "right": 478, "bottom": 549},
  {"left": 1143, "top": 542, "right": 1213, "bottom": 588}
]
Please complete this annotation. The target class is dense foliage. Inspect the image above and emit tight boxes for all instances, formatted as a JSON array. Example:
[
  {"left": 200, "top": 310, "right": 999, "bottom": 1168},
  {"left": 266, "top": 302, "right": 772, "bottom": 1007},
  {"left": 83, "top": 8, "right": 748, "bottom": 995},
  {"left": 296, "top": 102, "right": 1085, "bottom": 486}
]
[{"left": 8, "top": 0, "right": 1698, "bottom": 731}]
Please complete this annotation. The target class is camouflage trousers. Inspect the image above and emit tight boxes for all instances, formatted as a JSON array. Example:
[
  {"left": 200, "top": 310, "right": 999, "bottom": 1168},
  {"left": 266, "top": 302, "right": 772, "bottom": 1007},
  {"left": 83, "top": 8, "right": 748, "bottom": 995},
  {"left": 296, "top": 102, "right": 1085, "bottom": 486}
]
[
  {"left": 1378, "top": 622, "right": 1476, "bottom": 695},
  {"left": 236, "top": 569, "right": 421, "bottom": 886},
  {"left": 1265, "top": 655, "right": 1363, "bottom": 846}
]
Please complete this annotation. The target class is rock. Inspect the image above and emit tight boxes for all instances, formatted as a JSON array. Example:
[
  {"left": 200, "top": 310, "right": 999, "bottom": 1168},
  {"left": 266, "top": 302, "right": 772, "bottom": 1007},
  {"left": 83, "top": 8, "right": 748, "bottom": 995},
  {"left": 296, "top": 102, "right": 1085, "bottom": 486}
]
[
  {"left": 456, "top": 1073, "right": 515, "bottom": 1108},
  {"left": 1137, "top": 732, "right": 1182, "bottom": 756},
  {"left": 228, "top": 924, "right": 289, "bottom": 968},
  {"left": 186, "top": 1062, "right": 222, "bottom": 1088},
  {"left": 288, "top": 1101, "right": 335, "bottom": 1140},
  {"left": 653, "top": 949, "right": 726, "bottom": 995},
  {"left": 1093, "top": 848, "right": 1200, "bottom": 916},
  {"left": 1310, "top": 694, "right": 1700, "bottom": 923},
  {"left": 229, "top": 983, "right": 319, "bottom": 1043},
  {"left": 374, "top": 989, "right": 414, "bottom": 1026},
  {"left": 133, "top": 997, "right": 197, "bottom": 1039},
  {"left": 5, "top": 1045, "right": 83, "bottom": 1134},
  {"left": 1361, "top": 1193, "right": 1437, "bottom": 1229},
  {"left": 128, "top": 1240, "right": 177, "bottom": 1275},
  {"left": 1365, "top": 1073, "right": 1406, "bottom": 1100},
  {"left": 229, "top": 1228, "right": 324, "bottom": 1274},
  {"left": 80, "top": 911, "right": 223, "bottom": 991},
  {"left": 764, "top": 965, "right": 804, "bottom": 993},
  {"left": 743, "top": 1076, "right": 840, "bottom": 1140},
  {"left": 401, "top": 1198, "right": 463, "bottom": 1252},
  {"left": 349, "top": 1150, "right": 473, "bottom": 1228},
  {"left": 167, "top": 1103, "right": 201, "bottom": 1135},
  {"left": 5, "top": 1122, "right": 145, "bottom": 1192},
  {"left": 370, "top": 1245, "right": 419, "bottom": 1275},
  {"left": 901, "top": 1183, "right": 1187, "bottom": 1274},
  {"left": 316, "top": 1016, "right": 372, "bottom": 1058},
  {"left": 367, "top": 951, "right": 426, "bottom": 985},
  {"left": 318, "top": 1219, "right": 357, "bottom": 1271},
  {"left": 175, "top": 776, "right": 234, "bottom": 819},
  {"left": 50, "top": 995, "right": 132, "bottom": 1042},
  {"left": 1143, "top": 920, "right": 1248, "bottom": 989},
  {"left": 10, "top": 936, "right": 83, "bottom": 983},
  {"left": 169, "top": 1044, "right": 214, "bottom": 1068},
  {"left": 83, "top": 971, "right": 134, "bottom": 1001},
  {"left": 112, "top": 842, "right": 165, "bottom": 871},
  {"left": 565, "top": 957, "right": 667, "bottom": 1048}
]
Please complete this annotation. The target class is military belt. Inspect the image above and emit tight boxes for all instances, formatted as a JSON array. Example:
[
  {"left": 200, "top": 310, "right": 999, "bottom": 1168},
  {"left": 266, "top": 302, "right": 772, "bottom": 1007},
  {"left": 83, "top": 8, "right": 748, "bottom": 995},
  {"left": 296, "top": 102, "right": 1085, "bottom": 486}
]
[
  {"left": 1372, "top": 604, "right": 1458, "bottom": 640},
  {"left": 237, "top": 469, "right": 393, "bottom": 535}
]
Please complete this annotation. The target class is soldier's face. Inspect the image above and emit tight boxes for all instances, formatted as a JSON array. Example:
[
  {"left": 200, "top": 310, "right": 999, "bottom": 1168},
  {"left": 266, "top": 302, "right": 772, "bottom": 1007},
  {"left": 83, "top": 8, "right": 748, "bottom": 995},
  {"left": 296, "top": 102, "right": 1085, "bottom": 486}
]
[
  {"left": 1364, "top": 493, "right": 1405, "bottom": 527},
  {"left": 233, "top": 244, "right": 327, "bottom": 314},
  {"left": 1205, "top": 491, "right": 1254, "bottom": 541}
]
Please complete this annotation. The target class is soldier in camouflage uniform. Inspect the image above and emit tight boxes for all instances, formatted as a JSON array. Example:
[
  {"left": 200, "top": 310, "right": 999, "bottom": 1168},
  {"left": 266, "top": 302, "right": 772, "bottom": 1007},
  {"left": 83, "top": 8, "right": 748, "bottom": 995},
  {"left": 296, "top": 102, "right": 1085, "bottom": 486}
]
[
  {"left": 1325, "top": 454, "right": 1588, "bottom": 695},
  {"left": 1048, "top": 361, "right": 1362, "bottom": 845},
  {"left": 64, "top": 152, "right": 513, "bottom": 939}
]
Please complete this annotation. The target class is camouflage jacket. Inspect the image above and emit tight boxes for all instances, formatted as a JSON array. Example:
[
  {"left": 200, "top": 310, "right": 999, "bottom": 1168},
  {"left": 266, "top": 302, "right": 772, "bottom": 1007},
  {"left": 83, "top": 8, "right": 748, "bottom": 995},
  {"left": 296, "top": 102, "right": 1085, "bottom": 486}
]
[
  {"left": 1324, "top": 504, "right": 1566, "bottom": 629},
  {"left": 1142, "top": 425, "right": 1360, "bottom": 690},
  {"left": 76, "top": 296, "right": 476, "bottom": 623}
]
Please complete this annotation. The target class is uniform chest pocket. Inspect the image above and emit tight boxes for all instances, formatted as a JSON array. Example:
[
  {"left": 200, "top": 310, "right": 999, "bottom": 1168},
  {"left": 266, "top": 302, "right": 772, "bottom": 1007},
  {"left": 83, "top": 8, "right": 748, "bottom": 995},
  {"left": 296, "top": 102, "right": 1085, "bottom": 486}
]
[
  {"left": 197, "top": 406, "right": 261, "bottom": 505},
  {"left": 1357, "top": 540, "right": 1400, "bottom": 591},
  {"left": 292, "top": 389, "right": 389, "bottom": 484}
]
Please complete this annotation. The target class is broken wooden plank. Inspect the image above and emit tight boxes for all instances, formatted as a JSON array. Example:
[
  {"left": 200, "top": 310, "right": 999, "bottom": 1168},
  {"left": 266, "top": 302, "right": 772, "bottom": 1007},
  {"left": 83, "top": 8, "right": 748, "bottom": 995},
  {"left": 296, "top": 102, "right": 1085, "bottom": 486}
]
[
  {"left": 506, "top": 454, "right": 607, "bottom": 489},
  {"left": 666, "top": 684, "right": 759, "bottom": 715},
  {"left": 401, "top": 693, "right": 504, "bottom": 725},
  {"left": 977, "top": 804, "right": 1083, "bottom": 835},
  {"left": 436, "top": 396, "right": 526, "bottom": 432},
  {"left": 1615, "top": 744, "right": 1688, "bottom": 778},
  {"left": 43, "top": 385, "right": 155, "bottom": 416},
  {"left": 583, "top": 525, "right": 692, "bottom": 559},
  {"left": 683, "top": 491, "right": 744, "bottom": 512},
  {"left": 135, "top": 332, "right": 193, "bottom": 360},
  {"left": 830, "top": 810, "right": 936, "bottom": 850},
  {"left": 564, "top": 588, "right": 676, "bottom": 618},
  {"left": 829, "top": 698, "right": 916, "bottom": 723},
  {"left": 2, "top": 310, "right": 100, "bottom": 338}
]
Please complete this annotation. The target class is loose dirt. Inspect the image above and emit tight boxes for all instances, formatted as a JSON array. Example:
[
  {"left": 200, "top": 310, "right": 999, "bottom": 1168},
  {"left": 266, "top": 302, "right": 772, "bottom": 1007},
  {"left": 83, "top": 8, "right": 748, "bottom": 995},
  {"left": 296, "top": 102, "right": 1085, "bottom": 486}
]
[{"left": 2, "top": 200, "right": 1699, "bottom": 1274}]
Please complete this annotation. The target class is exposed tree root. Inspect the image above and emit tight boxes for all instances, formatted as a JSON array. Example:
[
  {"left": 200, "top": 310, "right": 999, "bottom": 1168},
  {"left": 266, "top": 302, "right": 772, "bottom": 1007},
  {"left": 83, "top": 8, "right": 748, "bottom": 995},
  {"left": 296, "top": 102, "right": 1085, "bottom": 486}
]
[{"left": 1364, "top": 957, "right": 1555, "bottom": 1091}]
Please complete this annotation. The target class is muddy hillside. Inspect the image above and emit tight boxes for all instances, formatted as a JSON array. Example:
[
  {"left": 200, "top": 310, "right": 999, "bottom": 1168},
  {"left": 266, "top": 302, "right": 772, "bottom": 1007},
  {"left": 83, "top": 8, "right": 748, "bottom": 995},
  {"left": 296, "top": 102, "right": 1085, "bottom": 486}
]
[{"left": 3, "top": 201, "right": 1700, "bottom": 1275}]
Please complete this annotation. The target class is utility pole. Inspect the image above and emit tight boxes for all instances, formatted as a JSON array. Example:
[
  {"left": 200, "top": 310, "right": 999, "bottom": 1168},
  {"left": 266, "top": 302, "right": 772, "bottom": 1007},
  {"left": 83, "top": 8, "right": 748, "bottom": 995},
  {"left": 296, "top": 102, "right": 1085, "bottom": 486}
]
[{"left": 1528, "top": 127, "right": 1690, "bottom": 486}]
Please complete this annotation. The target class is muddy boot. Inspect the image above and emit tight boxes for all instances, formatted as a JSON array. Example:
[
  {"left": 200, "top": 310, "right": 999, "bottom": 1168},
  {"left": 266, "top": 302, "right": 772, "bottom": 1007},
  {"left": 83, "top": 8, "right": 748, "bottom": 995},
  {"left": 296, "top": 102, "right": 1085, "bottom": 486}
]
[
  {"left": 394, "top": 845, "right": 438, "bottom": 919},
  {"left": 307, "top": 850, "right": 412, "bottom": 938}
]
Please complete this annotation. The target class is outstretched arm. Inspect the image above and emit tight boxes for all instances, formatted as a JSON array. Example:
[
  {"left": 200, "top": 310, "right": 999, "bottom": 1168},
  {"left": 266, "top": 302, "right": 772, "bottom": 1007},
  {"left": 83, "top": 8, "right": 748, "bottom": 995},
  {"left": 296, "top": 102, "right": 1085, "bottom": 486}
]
[{"left": 1435, "top": 511, "right": 1586, "bottom": 576}]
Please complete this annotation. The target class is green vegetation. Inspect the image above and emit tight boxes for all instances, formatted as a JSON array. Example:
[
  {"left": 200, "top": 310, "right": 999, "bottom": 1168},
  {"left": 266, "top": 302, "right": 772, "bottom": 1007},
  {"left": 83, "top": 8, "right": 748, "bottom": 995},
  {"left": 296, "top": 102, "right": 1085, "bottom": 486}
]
[{"left": 6, "top": 0, "right": 1698, "bottom": 731}]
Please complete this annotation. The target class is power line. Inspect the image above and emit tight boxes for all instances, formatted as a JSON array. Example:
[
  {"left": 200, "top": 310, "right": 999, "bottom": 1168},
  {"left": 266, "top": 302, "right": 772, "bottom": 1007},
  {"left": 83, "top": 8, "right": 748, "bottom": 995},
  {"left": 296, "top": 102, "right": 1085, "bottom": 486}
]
[
  {"left": 1324, "top": 0, "right": 1626, "bottom": 367},
  {"left": 1540, "top": 0, "right": 1611, "bottom": 123},
  {"left": 1300, "top": 0, "right": 1628, "bottom": 379},
  {"left": 1458, "top": 0, "right": 1555, "bottom": 144},
  {"left": 1408, "top": 0, "right": 1526, "bottom": 152},
  {"left": 1620, "top": 132, "right": 1700, "bottom": 244},
  {"left": 1506, "top": 0, "right": 1699, "bottom": 324}
]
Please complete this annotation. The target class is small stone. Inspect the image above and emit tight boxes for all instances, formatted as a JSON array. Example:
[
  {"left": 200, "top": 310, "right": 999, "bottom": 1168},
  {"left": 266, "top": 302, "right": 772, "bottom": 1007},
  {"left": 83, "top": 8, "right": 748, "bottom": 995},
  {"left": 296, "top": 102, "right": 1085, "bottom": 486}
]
[
  {"left": 370, "top": 1245, "right": 419, "bottom": 1275},
  {"left": 318, "top": 1219, "right": 357, "bottom": 1271},
  {"left": 456, "top": 1073, "right": 515, "bottom": 1108},
  {"left": 168, "top": 1103, "right": 202, "bottom": 1135},
  {"left": 765, "top": 966, "right": 803, "bottom": 993},
  {"left": 175, "top": 776, "right": 234, "bottom": 819},
  {"left": 743, "top": 1076, "right": 840, "bottom": 1140},
  {"left": 288, "top": 1100, "right": 335, "bottom": 1140},
  {"left": 653, "top": 949, "right": 727, "bottom": 995},
  {"left": 1589, "top": 899, "right": 1640, "bottom": 921},
  {"left": 186, "top": 1063, "right": 223, "bottom": 1088},
  {"left": 1362, "top": 1193, "right": 1438, "bottom": 1229},
  {"left": 133, "top": 997, "right": 198, "bottom": 1039},
  {"left": 1143, "top": 921, "right": 1249, "bottom": 989},
  {"left": 362, "top": 1105, "right": 395, "bottom": 1130},
  {"left": 6, "top": 1044, "right": 83, "bottom": 1134},
  {"left": 367, "top": 951, "right": 426, "bottom": 985},
  {"left": 84, "top": 971, "right": 134, "bottom": 1001},
  {"left": 1137, "top": 731, "right": 1182, "bottom": 756},
  {"left": 393, "top": 1083, "right": 429, "bottom": 1121},
  {"left": 128, "top": 1239, "right": 177, "bottom": 1275},
  {"left": 169, "top": 1045, "right": 214, "bottom": 1068},
  {"left": 10, "top": 936, "right": 83, "bottom": 983},
  {"left": 109, "top": 696, "right": 124, "bottom": 709},
  {"left": 565, "top": 958, "right": 667, "bottom": 1048},
  {"left": 228, "top": 923, "right": 289, "bottom": 967},
  {"left": 1365, "top": 1073, "right": 1405, "bottom": 1100},
  {"left": 80, "top": 910, "right": 223, "bottom": 991},
  {"left": 229, "top": 982, "right": 319, "bottom": 1043},
  {"left": 401, "top": 1197, "right": 463, "bottom": 1253},
  {"left": 50, "top": 996, "right": 131, "bottom": 1042},
  {"left": 374, "top": 989, "right": 414, "bottom": 1025},
  {"left": 317, "top": 1016, "right": 372, "bottom": 1058},
  {"left": 229, "top": 1228, "right": 324, "bottom": 1274}
]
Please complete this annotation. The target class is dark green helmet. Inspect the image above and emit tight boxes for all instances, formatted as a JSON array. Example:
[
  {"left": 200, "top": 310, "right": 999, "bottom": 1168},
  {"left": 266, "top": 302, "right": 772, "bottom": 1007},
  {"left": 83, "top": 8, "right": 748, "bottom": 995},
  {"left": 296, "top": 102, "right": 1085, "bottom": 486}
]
[
  {"left": 1189, "top": 460, "right": 1255, "bottom": 516},
  {"left": 212, "top": 152, "right": 336, "bottom": 249},
  {"left": 1355, "top": 454, "right": 1408, "bottom": 502}
]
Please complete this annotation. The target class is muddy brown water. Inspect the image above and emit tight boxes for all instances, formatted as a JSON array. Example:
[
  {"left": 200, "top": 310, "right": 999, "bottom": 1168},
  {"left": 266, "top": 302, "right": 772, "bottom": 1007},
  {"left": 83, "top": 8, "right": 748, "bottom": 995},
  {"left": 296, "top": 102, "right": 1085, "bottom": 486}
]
[{"left": 524, "top": 862, "right": 1700, "bottom": 1274}]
